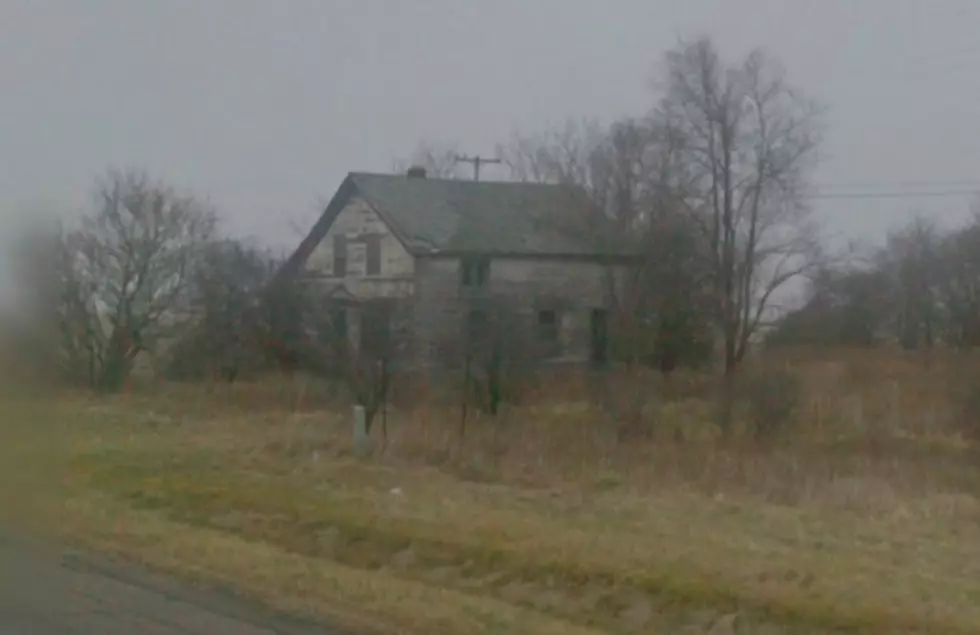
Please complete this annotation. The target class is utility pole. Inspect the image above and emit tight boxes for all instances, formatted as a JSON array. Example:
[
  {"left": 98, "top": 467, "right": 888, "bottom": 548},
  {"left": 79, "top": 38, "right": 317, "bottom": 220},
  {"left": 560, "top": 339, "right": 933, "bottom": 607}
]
[{"left": 454, "top": 154, "right": 501, "bottom": 182}]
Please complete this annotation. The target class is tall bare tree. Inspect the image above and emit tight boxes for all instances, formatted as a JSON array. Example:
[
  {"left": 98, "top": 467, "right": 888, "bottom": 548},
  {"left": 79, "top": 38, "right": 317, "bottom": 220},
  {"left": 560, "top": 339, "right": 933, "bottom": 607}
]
[
  {"left": 769, "top": 207, "right": 980, "bottom": 352},
  {"left": 164, "top": 238, "right": 277, "bottom": 381},
  {"left": 498, "top": 118, "right": 610, "bottom": 192},
  {"left": 765, "top": 261, "right": 891, "bottom": 349},
  {"left": 879, "top": 215, "right": 944, "bottom": 350},
  {"left": 58, "top": 170, "right": 216, "bottom": 391},
  {"left": 498, "top": 117, "right": 713, "bottom": 374},
  {"left": 938, "top": 213, "right": 980, "bottom": 348},
  {"left": 657, "top": 37, "right": 824, "bottom": 431}
]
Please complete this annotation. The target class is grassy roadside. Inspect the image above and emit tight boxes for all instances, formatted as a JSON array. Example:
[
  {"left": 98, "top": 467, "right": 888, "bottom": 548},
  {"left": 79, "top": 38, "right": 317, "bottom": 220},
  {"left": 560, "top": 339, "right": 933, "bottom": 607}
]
[
  {"left": 71, "top": 454, "right": 980, "bottom": 634},
  {"left": 5, "top": 387, "right": 980, "bottom": 634},
  {"left": 62, "top": 493, "right": 605, "bottom": 635}
]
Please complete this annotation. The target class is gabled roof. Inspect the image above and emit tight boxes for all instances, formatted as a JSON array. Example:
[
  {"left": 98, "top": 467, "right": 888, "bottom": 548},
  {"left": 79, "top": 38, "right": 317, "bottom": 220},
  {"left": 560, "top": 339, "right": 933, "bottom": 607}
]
[{"left": 277, "top": 171, "right": 634, "bottom": 281}]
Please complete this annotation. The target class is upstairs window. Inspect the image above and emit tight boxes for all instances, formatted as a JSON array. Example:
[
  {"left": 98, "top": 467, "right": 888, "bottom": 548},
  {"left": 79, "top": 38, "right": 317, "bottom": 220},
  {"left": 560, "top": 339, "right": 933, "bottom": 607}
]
[
  {"left": 332, "top": 235, "right": 347, "bottom": 277},
  {"left": 365, "top": 235, "right": 381, "bottom": 275},
  {"left": 460, "top": 257, "right": 490, "bottom": 287}
]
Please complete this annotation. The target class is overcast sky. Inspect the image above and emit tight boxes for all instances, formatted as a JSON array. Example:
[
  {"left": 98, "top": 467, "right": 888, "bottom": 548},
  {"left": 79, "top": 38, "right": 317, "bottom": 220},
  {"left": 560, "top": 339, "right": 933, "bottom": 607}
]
[{"left": 3, "top": 0, "right": 980, "bottom": 259}]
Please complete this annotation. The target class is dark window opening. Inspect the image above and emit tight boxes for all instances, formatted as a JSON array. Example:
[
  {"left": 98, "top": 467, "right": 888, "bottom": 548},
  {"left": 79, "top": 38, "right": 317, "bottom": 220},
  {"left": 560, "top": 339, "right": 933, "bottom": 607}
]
[
  {"left": 332, "top": 235, "right": 347, "bottom": 277},
  {"left": 324, "top": 307, "right": 350, "bottom": 364},
  {"left": 460, "top": 258, "right": 490, "bottom": 287},
  {"left": 590, "top": 308, "right": 609, "bottom": 367},
  {"left": 360, "top": 303, "right": 392, "bottom": 359},
  {"left": 330, "top": 308, "right": 348, "bottom": 343},
  {"left": 537, "top": 309, "right": 560, "bottom": 355},
  {"left": 365, "top": 235, "right": 381, "bottom": 275}
]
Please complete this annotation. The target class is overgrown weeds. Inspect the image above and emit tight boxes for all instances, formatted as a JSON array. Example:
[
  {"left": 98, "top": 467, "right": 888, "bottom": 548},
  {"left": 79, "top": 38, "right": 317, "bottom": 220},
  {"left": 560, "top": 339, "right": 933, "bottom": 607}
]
[
  {"left": 744, "top": 366, "right": 804, "bottom": 442},
  {"left": 12, "top": 349, "right": 980, "bottom": 634}
]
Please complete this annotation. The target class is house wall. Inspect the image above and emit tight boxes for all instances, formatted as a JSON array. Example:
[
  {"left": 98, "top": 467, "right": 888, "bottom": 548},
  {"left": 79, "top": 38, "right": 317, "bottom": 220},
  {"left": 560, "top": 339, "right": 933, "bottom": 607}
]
[
  {"left": 298, "top": 195, "right": 418, "bottom": 369},
  {"left": 297, "top": 196, "right": 633, "bottom": 371},
  {"left": 412, "top": 256, "right": 629, "bottom": 368},
  {"left": 304, "top": 195, "right": 415, "bottom": 300}
]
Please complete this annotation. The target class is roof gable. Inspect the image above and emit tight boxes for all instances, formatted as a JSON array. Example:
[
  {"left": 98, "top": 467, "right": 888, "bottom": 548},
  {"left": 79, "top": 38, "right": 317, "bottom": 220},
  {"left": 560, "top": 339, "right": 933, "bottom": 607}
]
[
  {"left": 275, "top": 174, "right": 358, "bottom": 281},
  {"left": 277, "top": 172, "right": 633, "bottom": 281}
]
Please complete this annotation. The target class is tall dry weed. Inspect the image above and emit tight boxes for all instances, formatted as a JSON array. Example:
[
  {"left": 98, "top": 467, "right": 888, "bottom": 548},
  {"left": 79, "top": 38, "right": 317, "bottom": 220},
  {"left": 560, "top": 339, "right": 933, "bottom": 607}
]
[
  {"left": 69, "top": 348, "right": 980, "bottom": 516},
  {"left": 742, "top": 366, "right": 803, "bottom": 441}
]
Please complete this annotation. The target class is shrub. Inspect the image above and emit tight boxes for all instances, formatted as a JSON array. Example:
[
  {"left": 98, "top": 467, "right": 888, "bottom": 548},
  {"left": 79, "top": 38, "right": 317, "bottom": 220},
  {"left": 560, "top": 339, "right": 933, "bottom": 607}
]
[
  {"left": 743, "top": 367, "right": 804, "bottom": 441},
  {"left": 954, "top": 378, "right": 980, "bottom": 443}
]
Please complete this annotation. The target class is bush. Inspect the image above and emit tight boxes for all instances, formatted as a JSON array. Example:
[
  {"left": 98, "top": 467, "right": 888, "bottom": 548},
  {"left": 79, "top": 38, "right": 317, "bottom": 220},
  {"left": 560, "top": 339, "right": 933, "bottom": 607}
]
[
  {"left": 954, "top": 379, "right": 980, "bottom": 443},
  {"left": 743, "top": 367, "right": 803, "bottom": 441}
]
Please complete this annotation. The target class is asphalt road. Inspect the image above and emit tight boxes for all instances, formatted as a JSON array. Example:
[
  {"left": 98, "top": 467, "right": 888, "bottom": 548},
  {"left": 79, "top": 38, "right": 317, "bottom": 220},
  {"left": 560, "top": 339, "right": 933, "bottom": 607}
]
[{"left": 0, "top": 532, "right": 331, "bottom": 635}]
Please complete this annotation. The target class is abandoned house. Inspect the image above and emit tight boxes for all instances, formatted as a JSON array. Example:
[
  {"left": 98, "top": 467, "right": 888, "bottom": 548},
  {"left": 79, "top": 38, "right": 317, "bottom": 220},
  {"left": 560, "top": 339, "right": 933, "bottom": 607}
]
[{"left": 276, "top": 167, "right": 635, "bottom": 372}]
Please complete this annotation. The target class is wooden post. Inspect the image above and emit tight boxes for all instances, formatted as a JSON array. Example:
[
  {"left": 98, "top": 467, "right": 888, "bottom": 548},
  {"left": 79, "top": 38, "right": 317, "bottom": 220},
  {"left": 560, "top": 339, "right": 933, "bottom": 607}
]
[{"left": 353, "top": 404, "right": 370, "bottom": 457}]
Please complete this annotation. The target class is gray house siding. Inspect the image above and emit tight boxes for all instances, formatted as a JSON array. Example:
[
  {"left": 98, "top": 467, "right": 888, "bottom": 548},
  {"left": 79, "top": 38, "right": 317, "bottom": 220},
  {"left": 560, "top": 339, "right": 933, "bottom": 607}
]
[
  {"left": 411, "top": 256, "right": 623, "bottom": 369},
  {"left": 304, "top": 194, "right": 415, "bottom": 298},
  {"left": 280, "top": 170, "right": 637, "bottom": 374},
  {"left": 296, "top": 194, "right": 416, "bottom": 368}
]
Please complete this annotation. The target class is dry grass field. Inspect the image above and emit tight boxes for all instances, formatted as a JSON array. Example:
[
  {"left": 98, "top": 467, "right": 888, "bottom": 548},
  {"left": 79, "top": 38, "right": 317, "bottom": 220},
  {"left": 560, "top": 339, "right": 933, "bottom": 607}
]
[{"left": 3, "top": 349, "right": 980, "bottom": 634}]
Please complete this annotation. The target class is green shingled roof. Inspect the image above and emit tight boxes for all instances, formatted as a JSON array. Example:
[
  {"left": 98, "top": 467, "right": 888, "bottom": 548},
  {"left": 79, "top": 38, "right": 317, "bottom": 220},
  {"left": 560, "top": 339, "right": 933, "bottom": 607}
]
[{"left": 348, "top": 172, "right": 626, "bottom": 258}]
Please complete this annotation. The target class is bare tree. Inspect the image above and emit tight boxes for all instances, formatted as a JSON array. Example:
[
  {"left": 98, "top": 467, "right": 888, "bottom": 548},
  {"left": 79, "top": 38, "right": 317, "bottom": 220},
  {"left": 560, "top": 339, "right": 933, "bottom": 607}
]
[
  {"left": 769, "top": 207, "right": 980, "bottom": 352},
  {"left": 879, "top": 215, "right": 944, "bottom": 350},
  {"left": 164, "top": 238, "right": 277, "bottom": 381},
  {"left": 498, "top": 117, "right": 713, "bottom": 376},
  {"left": 765, "top": 261, "right": 892, "bottom": 349},
  {"left": 57, "top": 170, "right": 216, "bottom": 391},
  {"left": 657, "top": 37, "right": 824, "bottom": 432},
  {"left": 391, "top": 139, "right": 465, "bottom": 179},
  {"left": 498, "top": 118, "right": 610, "bottom": 191},
  {"left": 497, "top": 116, "right": 715, "bottom": 440},
  {"left": 938, "top": 214, "right": 980, "bottom": 348}
]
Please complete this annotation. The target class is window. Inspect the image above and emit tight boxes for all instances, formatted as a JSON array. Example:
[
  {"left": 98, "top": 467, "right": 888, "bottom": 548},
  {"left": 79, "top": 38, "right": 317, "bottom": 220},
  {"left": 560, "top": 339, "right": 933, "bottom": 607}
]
[
  {"left": 332, "top": 235, "right": 347, "bottom": 277},
  {"left": 365, "top": 235, "right": 381, "bottom": 275},
  {"left": 537, "top": 310, "right": 559, "bottom": 347},
  {"left": 590, "top": 308, "right": 609, "bottom": 367},
  {"left": 321, "top": 307, "right": 350, "bottom": 361},
  {"left": 360, "top": 302, "right": 392, "bottom": 359},
  {"left": 460, "top": 257, "right": 490, "bottom": 287}
]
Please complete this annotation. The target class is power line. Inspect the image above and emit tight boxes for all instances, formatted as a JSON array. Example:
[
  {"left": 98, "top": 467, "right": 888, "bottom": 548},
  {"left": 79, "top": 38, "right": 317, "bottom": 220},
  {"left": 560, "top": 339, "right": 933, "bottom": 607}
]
[
  {"left": 812, "top": 179, "right": 980, "bottom": 189},
  {"left": 806, "top": 189, "right": 979, "bottom": 201},
  {"left": 803, "top": 178, "right": 980, "bottom": 201}
]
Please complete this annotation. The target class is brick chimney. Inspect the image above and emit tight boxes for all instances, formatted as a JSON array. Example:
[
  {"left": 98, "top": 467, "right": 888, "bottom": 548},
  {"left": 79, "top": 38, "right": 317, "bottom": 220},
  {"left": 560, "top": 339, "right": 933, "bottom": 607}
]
[{"left": 406, "top": 166, "right": 427, "bottom": 179}]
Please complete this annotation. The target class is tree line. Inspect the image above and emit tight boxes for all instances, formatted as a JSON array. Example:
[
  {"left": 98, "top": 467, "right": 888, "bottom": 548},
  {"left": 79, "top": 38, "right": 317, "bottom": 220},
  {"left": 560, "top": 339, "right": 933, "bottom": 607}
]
[{"left": 768, "top": 212, "right": 980, "bottom": 351}]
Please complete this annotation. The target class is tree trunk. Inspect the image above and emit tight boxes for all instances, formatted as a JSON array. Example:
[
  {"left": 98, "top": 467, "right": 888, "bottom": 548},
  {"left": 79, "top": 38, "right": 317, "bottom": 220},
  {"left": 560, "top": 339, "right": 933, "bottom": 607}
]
[
  {"left": 96, "top": 346, "right": 130, "bottom": 394},
  {"left": 717, "top": 351, "right": 738, "bottom": 439}
]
